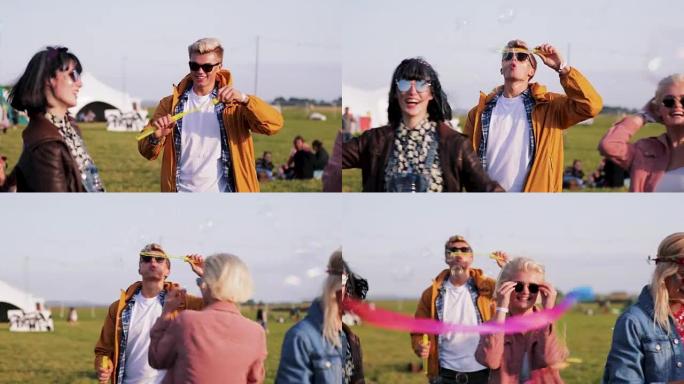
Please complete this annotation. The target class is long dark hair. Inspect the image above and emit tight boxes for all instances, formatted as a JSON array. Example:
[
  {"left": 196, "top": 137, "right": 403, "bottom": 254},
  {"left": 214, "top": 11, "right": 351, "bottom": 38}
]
[
  {"left": 9, "top": 46, "right": 82, "bottom": 116},
  {"left": 387, "top": 57, "right": 452, "bottom": 128}
]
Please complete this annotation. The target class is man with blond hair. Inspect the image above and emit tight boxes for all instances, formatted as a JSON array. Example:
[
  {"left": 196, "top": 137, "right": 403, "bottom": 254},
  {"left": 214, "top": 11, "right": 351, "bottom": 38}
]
[
  {"left": 464, "top": 39, "right": 603, "bottom": 192},
  {"left": 138, "top": 37, "right": 284, "bottom": 192},
  {"left": 94, "top": 244, "right": 204, "bottom": 384}
]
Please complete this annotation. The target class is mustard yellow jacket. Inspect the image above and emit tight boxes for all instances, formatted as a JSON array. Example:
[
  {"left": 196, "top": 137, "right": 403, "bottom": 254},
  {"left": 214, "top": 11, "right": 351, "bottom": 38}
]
[
  {"left": 138, "top": 69, "right": 283, "bottom": 192},
  {"left": 464, "top": 67, "right": 603, "bottom": 192}
]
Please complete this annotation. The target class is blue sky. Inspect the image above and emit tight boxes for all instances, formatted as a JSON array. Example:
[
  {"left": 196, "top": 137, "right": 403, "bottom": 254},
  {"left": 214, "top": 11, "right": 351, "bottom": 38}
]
[
  {"left": 343, "top": 0, "right": 684, "bottom": 110},
  {"left": 0, "top": 0, "right": 340, "bottom": 102},
  {"left": 0, "top": 194, "right": 678, "bottom": 304}
]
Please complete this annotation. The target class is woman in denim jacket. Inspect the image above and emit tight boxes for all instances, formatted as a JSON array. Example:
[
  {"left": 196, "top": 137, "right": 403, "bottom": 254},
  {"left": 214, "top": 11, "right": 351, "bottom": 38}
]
[
  {"left": 276, "top": 251, "right": 366, "bottom": 384},
  {"left": 603, "top": 233, "right": 684, "bottom": 383}
]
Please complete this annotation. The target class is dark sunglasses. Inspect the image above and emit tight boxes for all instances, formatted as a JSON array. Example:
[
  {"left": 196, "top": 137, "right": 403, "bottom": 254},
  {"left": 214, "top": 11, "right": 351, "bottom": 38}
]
[
  {"left": 396, "top": 79, "right": 431, "bottom": 93},
  {"left": 189, "top": 61, "right": 220, "bottom": 73},
  {"left": 447, "top": 247, "right": 472, "bottom": 253},
  {"left": 502, "top": 51, "right": 530, "bottom": 62},
  {"left": 141, "top": 255, "right": 167, "bottom": 263},
  {"left": 514, "top": 282, "right": 540, "bottom": 294},
  {"left": 662, "top": 96, "right": 684, "bottom": 109}
]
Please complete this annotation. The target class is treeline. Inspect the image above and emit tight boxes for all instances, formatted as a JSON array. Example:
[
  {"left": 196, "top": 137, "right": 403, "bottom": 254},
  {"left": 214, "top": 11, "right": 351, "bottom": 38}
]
[{"left": 271, "top": 96, "right": 341, "bottom": 106}]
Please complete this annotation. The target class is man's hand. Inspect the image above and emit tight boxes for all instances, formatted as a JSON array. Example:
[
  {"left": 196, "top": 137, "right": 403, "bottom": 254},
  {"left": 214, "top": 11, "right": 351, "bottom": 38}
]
[
  {"left": 491, "top": 251, "right": 509, "bottom": 268},
  {"left": 152, "top": 115, "right": 175, "bottom": 139},
  {"left": 186, "top": 254, "right": 204, "bottom": 277},
  {"left": 96, "top": 356, "right": 113, "bottom": 384},
  {"left": 415, "top": 341, "right": 431, "bottom": 359},
  {"left": 162, "top": 283, "right": 186, "bottom": 319},
  {"left": 534, "top": 43, "right": 564, "bottom": 72},
  {"left": 217, "top": 86, "right": 247, "bottom": 104}
]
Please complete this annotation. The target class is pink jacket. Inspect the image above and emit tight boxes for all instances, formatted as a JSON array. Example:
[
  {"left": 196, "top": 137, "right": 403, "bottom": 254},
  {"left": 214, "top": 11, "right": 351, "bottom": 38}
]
[
  {"left": 475, "top": 323, "right": 568, "bottom": 384},
  {"left": 149, "top": 301, "right": 267, "bottom": 384},
  {"left": 598, "top": 115, "right": 670, "bottom": 192}
]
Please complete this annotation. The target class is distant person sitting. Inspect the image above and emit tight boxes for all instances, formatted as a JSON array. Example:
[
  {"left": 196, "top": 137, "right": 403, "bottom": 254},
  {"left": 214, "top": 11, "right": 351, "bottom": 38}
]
[
  {"left": 312, "top": 140, "right": 329, "bottom": 179},
  {"left": 255, "top": 151, "right": 274, "bottom": 181},
  {"left": 67, "top": 307, "right": 78, "bottom": 324},
  {"left": 285, "top": 136, "right": 314, "bottom": 180},
  {"left": 588, "top": 158, "right": 606, "bottom": 188},
  {"left": 562, "top": 159, "right": 585, "bottom": 189}
]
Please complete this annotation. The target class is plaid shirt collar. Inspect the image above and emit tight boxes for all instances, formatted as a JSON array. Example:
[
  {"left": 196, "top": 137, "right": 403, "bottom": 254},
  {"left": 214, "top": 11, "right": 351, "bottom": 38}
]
[
  {"left": 172, "top": 85, "right": 236, "bottom": 192},
  {"left": 116, "top": 287, "right": 167, "bottom": 383},
  {"left": 477, "top": 87, "right": 536, "bottom": 173}
]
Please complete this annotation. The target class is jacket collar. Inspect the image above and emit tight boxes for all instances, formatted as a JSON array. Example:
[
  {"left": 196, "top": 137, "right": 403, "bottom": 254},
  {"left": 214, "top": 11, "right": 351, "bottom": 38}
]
[
  {"left": 432, "top": 267, "right": 493, "bottom": 297},
  {"left": 22, "top": 114, "right": 64, "bottom": 148},
  {"left": 480, "top": 82, "right": 549, "bottom": 105},
  {"left": 204, "top": 300, "right": 239, "bottom": 314},
  {"left": 123, "top": 280, "right": 176, "bottom": 302}
]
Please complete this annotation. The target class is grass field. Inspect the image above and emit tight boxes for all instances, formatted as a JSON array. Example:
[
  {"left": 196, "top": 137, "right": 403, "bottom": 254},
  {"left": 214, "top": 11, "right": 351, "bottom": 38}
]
[
  {"left": 0, "top": 301, "right": 617, "bottom": 384},
  {"left": 0, "top": 106, "right": 338, "bottom": 192},
  {"left": 342, "top": 114, "right": 666, "bottom": 192}
]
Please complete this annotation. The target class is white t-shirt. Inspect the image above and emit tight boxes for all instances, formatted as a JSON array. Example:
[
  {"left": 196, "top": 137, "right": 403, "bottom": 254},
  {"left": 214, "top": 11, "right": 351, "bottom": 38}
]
[
  {"left": 655, "top": 167, "right": 684, "bottom": 192},
  {"left": 122, "top": 292, "right": 166, "bottom": 384},
  {"left": 177, "top": 89, "right": 227, "bottom": 192},
  {"left": 486, "top": 95, "right": 532, "bottom": 192},
  {"left": 439, "top": 280, "right": 487, "bottom": 372}
]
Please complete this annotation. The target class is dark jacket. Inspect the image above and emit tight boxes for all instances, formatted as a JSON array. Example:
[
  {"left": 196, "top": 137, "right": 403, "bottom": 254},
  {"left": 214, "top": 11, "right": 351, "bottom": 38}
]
[
  {"left": 15, "top": 114, "right": 85, "bottom": 192},
  {"left": 276, "top": 299, "right": 364, "bottom": 384},
  {"left": 342, "top": 123, "right": 504, "bottom": 192}
]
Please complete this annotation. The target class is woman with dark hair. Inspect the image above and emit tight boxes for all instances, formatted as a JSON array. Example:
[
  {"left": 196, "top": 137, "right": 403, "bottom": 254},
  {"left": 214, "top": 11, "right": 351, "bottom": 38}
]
[
  {"left": 342, "top": 57, "right": 502, "bottom": 192},
  {"left": 9, "top": 46, "right": 104, "bottom": 192}
]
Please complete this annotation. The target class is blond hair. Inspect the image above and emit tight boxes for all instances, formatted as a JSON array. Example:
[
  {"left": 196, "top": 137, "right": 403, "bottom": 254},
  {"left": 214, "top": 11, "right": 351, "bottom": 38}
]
[
  {"left": 188, "top": 38, "right": 224, "bottom": 60},
  {"left": 494, "top": 257, "right": 545, "bottom": 299},
  {"left": 653, "top": 74, "right": 684, "bottom": 104},
  {"left": 321, "top": 250, "right": 344, "bottom": 347},
  {"left": 203, "top": 253, "right": 253, "bottom": 303},
  {"left": 650, "top": 232, "right": 684, "bottom": 332}
]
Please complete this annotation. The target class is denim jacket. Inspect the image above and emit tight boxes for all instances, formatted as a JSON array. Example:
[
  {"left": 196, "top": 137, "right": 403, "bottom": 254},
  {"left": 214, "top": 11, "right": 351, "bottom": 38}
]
[
  {"left": 276, "top": 299, "right": 364, "bottom": 384},
  {"left": 603, "top": 285, "right": 684, "bottom": 383}
]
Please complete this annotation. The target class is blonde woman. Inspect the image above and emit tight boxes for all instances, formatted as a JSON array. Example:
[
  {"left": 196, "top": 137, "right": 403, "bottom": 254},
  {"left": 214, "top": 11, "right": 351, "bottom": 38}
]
[
  {"left": 475, "top": 257, "right": 567, "bottom": 383},
  {"left": 276, "top": 251, "right": 367, "bottom": 384},
  {"left": 603, "top": 233, "right": 684, "bottom": 383},
  {"left": 148, "top": 253, "right": 266, "bottom": 384},
  {"left": 599, "top": 74, "right": 684, "bottom": 191}
]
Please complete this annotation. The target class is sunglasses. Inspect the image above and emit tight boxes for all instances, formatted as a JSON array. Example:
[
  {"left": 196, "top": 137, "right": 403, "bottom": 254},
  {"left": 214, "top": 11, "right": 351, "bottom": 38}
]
[
  {"left": 514, "top": 282, "right": 540, "bottom": 294},
  {"left": 67, "top": 70, "right": 81, "bottom": 83},
  {"left": 140, "top": 255, "right": 167, "bottom": 263},
  {"left": 662, "top": 96, "right": 684, "bottom": 109},
  {"left": 196, "top": 277, "right": 203, "bottom": 287},
  {"left": 189, "top": 61, "right": 220, "bottom": 73},
  {"left": 396, "top": 79, "right": 431, "bottom": 93},
  {"left": 446, "top": 247, "right": 472, "bottom": 253},
  {"left": 502, "top": 51, "right": 530, "bottom": 62}
]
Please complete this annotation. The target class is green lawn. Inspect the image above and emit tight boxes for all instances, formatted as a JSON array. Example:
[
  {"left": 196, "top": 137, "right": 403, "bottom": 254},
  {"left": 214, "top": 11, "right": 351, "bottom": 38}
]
[
  {"left": 0, "top": 107, "right": 338, "bottom": 192},
  {"left": 0, "top": 301, "right": 617, "bottom": 384},
  {"left": 342, "top": 114, "right": 666, "bottom": 192}
]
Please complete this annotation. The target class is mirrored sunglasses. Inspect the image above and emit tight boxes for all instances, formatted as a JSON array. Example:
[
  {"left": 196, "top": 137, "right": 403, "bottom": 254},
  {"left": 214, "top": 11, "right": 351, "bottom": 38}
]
[{"left": 396, "top": 79, "right": 431, "bottom": 93}]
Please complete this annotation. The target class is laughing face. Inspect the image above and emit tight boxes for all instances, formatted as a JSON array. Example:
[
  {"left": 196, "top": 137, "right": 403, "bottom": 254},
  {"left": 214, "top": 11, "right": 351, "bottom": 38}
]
[
  {"left": 189, "top": 52, "right": 221, "bottom": 90},
  {"left": 396, "top": 78, "right": 433, "bottom": 124},
  {"left": 47, "top": 61, "right": 81, "bottom": 110},
  {"left": 658, "top": 82, "right": 684, "bottom": 129},
  {"left": 508, "top": 270, "right": 543, "bottom": 313}
]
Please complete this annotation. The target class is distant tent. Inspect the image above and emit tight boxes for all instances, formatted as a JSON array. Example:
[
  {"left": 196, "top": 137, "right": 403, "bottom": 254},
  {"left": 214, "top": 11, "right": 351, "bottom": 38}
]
[
  {"left": 342, "top": 85, "right": 390, "bottom": 130},
  {"left": 70, "top": 72, "right": 143, "bottom": 122},
  {"left": 0, "top": 280, "right": 45, "bottom": 322}
]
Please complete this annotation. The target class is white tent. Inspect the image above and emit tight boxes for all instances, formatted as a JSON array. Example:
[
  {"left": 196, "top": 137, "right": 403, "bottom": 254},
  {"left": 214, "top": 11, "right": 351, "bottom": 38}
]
[
  {"left": 69, "top": 72, "right": 142, "bottom": 118},
  {"left": 0, "top": 279, "right": 44, "bottom": 321},
  {"left": 342, "top": 85, "right": 389, "bottom": 130}
]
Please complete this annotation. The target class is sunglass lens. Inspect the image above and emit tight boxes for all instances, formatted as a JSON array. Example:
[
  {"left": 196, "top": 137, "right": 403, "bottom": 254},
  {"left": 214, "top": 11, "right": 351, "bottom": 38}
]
[
  {"left": 415, "top": 80, "right": 429, "bottom": 92},
  {"left": 528, "top": 283, "right": 540, "bottom": 294},
  {"left": 663, "top": 97, "right": 676, "bottom": 108},
  {"left": 201, "top": 64, "right": 215, "bottom": 72},
  {"left": 189, "top": 61, "right": 199, "bottom": 71},
  {"left": 514, "top": 282, "right": 524, "bottom": 292},
  {"left": 69, "top": 71, "right": 80, "bottom": 82},
  {"left": 397, "top": 79, "right": 411, "bottom": 92},
  {"left": 503, "top": 52, "right": 514, "bottom": 61},
  {"left": 141, "top": 256, "right": 152, "bottom": 263},
  {"left": 515, "top": 52, "right": 529, "bottom": 61},
  {"left": 155, "top": 257, "right": 166, "bottom": 263}
]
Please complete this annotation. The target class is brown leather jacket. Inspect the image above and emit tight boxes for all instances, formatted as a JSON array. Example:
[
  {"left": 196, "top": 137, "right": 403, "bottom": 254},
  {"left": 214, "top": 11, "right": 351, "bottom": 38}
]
[
  {"left": 342, "top": 123, "right": 504, "bottom": 192},
  {"left": 15, "top": 114, "right": 85, "bottom": 192}
]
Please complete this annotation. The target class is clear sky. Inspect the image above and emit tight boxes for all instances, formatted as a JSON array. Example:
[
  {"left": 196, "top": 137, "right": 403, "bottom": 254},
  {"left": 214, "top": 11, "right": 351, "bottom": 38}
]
[
  {"left": 1, "top": 194, "right": 678, "bottom": 304},
  {"left": 0, "top": 0, "right": 340, "bottom": 102},
  {"left": 343, "top": 0, "right": 684, "bottom": 110}
]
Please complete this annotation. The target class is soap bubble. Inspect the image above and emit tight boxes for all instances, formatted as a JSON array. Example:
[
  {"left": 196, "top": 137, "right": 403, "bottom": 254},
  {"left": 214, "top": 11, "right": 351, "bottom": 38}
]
[
  {"left": 496, "top": 8, "right": 515, "bottom": 24},
  {"left": 284, "top": 275, "right": 301, "bottom": 286}
]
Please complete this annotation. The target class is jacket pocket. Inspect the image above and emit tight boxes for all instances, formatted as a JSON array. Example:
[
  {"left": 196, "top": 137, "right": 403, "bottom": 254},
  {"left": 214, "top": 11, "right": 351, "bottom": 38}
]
[
  {"left": 312, "top": 355, "right": 342, "bottom": 384},
  {"left": 642, "top": 337, "right": 671, "bottom": 382}
]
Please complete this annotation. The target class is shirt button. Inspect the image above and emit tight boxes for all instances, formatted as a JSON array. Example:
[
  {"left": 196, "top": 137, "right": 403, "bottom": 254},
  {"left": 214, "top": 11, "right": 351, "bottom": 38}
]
[
  {"left": 678, "top": 362, "right": 683, "bottom": 368},
  {"left": 656, "top": 344, "right": 662, "bottom": 351},
  {"left": 325, "top": 361, "right": 332, "bottom": 368}
]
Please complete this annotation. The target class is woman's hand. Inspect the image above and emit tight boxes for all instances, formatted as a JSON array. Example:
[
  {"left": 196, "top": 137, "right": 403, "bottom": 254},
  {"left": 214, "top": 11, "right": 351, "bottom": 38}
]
[
  {"left": 186, "top": 254, "right": 204, "bottom": 277},
  {"left": 539, "top": 282, "right": 557, "bottom": 310},
  {"left": 162, "top": 284, "right": 186, "bottom": 319}
]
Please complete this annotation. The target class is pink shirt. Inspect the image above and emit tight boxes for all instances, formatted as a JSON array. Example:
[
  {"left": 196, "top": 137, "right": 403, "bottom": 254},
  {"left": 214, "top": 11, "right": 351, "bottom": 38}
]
[
  {"left": 149, "top": 301, "right": 267, "bottom": 384},
  {"left": 598, "top": 116, "right": 671, "bottom": 192}
]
